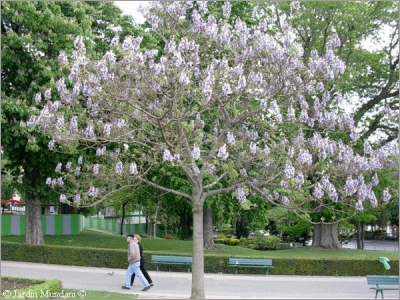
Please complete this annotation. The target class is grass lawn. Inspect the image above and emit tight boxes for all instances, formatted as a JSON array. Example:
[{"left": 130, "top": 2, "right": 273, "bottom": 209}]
[
  {"left": 1, "top": 277, "right": 136, "bottom": 299},
  {"left": 64, "top": 289, "right": 137, "bottom": 299},
  {"left": 2, "top": 228, "right": 398, "bottom": 260}
]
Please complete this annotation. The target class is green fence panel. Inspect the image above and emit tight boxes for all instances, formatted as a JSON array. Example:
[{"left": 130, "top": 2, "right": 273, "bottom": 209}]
[
  {"left": 71, "top": 215, "right": 83, "bottom": 234},
  {"left": 55, "top": 215, "right": 64, "bottom": 235},
  {"left": 2, "top": 214, "right": 84, "bottom": 236},
  {"left": 42, "top": 215, "right": 47, "bottom": 235},
  {"left": 19, "top": 215, "right": 26, "bottom": 236},
  {"left": 1, "top": 214, "right": 12, "bottom": 236}
]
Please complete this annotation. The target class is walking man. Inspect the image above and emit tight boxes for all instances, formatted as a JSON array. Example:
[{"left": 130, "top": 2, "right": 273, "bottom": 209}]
[
  {"left": 122, "top": 234, "right": 151, "bottom": 291},
  {"left": 131, "top": 235, "right": 153, "bottom": 287}
]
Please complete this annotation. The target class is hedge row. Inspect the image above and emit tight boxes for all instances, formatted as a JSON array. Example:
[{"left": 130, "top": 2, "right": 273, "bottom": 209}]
[{"left": 1, "top": 242, "right": 398, "bottom": 276}]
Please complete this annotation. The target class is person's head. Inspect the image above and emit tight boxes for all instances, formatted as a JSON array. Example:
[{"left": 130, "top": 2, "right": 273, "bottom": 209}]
[
  {"left": 135, "top": 235, "right": 142, "bottom": 243},
  {"left": 126, "top": 234, "right": 135, "bottom": 243}
]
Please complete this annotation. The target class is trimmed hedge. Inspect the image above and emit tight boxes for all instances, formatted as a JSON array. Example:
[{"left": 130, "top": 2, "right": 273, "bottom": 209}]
[
  {"left": 1, "top": 242, "right": 127, "bottom": 268},
  {"left": 1, "top": 241, "right": 398, "bottom": 276}
]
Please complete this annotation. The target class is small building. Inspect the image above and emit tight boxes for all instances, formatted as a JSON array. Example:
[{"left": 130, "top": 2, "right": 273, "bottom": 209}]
[{"left": 1, "top": 199, "right": 25, "bottom": 215}]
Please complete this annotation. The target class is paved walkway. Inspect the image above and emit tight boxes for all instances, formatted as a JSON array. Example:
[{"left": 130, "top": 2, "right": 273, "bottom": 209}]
[
  {"left": 342, "top": 240, "right": 399, "bottom": 252},
  {"left": 1, "top": 261, "right": 399, "bottom": 299}
]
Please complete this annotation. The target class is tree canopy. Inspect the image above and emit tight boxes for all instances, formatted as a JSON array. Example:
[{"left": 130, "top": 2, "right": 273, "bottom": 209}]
[
  {"left": 29, "top": 2, "right": 396, "bottom": 298},
  {"left": 1, "top": 1, "right": 144, "bottom": 243}
]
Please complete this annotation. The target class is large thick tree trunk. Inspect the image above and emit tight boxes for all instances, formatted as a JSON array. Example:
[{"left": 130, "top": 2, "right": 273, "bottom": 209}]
[
  {"left": 203, "top": 206, "right": 220, "bottom": 250},
  {"left": 191, "top": 201, "right": 205, "bottom": 299},
  {"left": 25, "top": 196, "right": 44, "bottom": 245},
  {"left": 356, "top": 221, "right": 365, "bottom": 249},
  {"left": 312, "top": 223, "right": 341, "bottom": 249}
]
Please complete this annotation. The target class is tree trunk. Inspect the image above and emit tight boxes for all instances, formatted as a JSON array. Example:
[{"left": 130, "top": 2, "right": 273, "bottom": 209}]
[
  {"left": 153, "top": 202, "right": 161, "bottom": 237},
  {"left": 191, "top": 201, "right": 205, "bottom": 299},
  {"left": 236, "top": 214, "right": 249, "bottom": 239},
  {"left": 356, "top": 221, "right": 364, "bottom": 249},
  {"left": 146, "top": 219, "right": 152, "bottom": 235},
  {"left": 120, "top": 201, "right": 128, "bottom": 235},
  {"left": 25, "top": 196, "right": 44, "bottom": 245},
  {"left": 312, "top": 223, "right": 341, "bottom": 249},
  {"left": 203, "top": 206, "right": 220, "bottom": 250},
  {"left": 180, "top": 207, "right": 189, "bottom": 240}
]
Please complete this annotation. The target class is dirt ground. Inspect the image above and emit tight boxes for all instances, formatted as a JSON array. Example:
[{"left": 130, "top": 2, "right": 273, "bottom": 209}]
[{"left": 1, "top": 279, "right": 31, "bottom": 292}]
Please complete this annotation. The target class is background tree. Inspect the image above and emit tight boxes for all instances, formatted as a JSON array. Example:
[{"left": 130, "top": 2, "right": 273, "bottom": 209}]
[
  {"left": 1, "top": 157, "right": 16, "bottom": 200},
  {"left": 253, "top": 1, "right": 399, "bottom": 247},
  {"left": 1, "top": 1, "right": 146, "bottom": 244},
  {"left": 266, "top": 207, "right": 312, "bottom": 244},
  {"left": 33, "top": 2, "right": 393, "bottom": 298},
  {"left": 2, "top": 1, "right": 94, "bottom": 244}
]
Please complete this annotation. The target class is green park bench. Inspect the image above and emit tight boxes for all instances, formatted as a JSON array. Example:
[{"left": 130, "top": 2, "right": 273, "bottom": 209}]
[
  {"left": 151, "top": 255, "right": 192, "bottom": 273},
  {"left": 366, "top": 275, "right": 399, "bottom": 299},
  {"left": 229, "top": 258, "right": 273, "bottom": 275}
]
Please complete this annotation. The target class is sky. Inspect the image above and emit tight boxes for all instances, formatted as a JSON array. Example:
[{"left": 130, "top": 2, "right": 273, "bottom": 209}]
[{"left": 114, "top": 1, "right": 147, "bottom": 23}]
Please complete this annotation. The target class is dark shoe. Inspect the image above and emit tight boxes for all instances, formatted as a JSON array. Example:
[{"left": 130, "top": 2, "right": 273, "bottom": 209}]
[
  {"left": 150, "top": 283, "right": 154, "bottom": 286},
  {"left": 121, "top": 286, "right": 130, "bottom": 290},
  {"left": 142, "top": 286, "right": 151, "bottom": 291}
]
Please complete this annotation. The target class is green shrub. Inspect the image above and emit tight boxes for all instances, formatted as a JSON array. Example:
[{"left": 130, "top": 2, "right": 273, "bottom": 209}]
[
  {"left": 238, "top": 237, "right": 248, "bottom": 247},
  {"left": 19, "top": 279, "right": 62, "bottom": 298},
  {"left": 214, "top": 238, "right": 240, "bottom": 246},
  {"left": 217, "top": 227, "right": 235, "bottom": 238},
  {"left": 248, "top": 236, "right": 282, "bottom": 250},
  {"left": 1, "top": 277, "right": 62, "bottom": 298},
  {"left": 216, "top": 232, "right": 227, "bottom": 239}
]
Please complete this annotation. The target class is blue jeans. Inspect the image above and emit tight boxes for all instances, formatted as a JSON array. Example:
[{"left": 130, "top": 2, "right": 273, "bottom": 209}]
[{"left": 125, "top": 261, "right": 149, "bottom": 288}]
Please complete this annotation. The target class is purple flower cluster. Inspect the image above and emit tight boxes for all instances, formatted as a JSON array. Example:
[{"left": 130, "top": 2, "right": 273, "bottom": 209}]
[
  {"left": 236, "top": 187, "right": 248, "bottom": 203},
  {"left": 29, "top": 1, "right": 394, "bottom": 214}
]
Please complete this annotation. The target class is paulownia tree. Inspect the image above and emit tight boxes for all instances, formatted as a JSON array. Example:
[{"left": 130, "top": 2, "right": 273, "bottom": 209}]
[{"left": 31, "top": 2, "right": 393, "bottom": 298}]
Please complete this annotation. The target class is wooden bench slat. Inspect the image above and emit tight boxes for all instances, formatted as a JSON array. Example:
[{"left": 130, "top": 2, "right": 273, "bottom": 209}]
[
  {"left": 367, "top": 275, "right": 399, "bottom": 285},
  {"left": 151, "top": 255, "right": 192, "bottom": 273},
  {"left": 229, "top": 258, "right": 273, "bottom": 275}
]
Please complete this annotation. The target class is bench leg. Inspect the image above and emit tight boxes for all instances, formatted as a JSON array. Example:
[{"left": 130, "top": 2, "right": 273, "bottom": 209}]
[{"left": 375, "top": 290, "right": 384, "bottom": 299}]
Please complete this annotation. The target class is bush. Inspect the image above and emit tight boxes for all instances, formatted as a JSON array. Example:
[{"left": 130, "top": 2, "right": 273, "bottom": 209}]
[
  {"left": 238, "top": 237, "right": 248, "bottom": 247},
  {"left": 1, "top": 277, "right": 62, "bottom": 298},
  {"left": 19, "top": 279, "right": 62, "bottom": 298},
  {"left": 280, "top": 220, "right": 312, "bottom": 244},
  {"left": 217, "top": 227, "right": 235, "bottom": 238},
  {"left": 214, "top": 238, "right": 240, "bottom": 246},
  {"left": 247, "top": 236, "right": 282, "bottom": 250}
]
